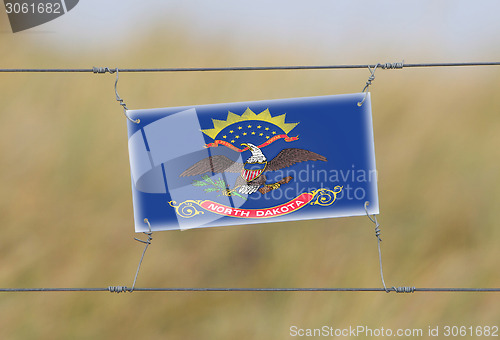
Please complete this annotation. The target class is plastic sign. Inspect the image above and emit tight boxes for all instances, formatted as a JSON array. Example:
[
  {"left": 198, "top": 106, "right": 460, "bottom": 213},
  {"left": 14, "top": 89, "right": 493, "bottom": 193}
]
[{"left": 126, "top": 93, "right": 379, "bottom": 232}]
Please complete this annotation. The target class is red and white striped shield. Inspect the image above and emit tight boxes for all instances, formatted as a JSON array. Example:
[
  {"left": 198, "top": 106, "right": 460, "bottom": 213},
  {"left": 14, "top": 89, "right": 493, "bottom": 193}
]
[
  {"left": 241, "top": 162, "right": 267, "bottom": 182},
  {"left": 242, "top": 168, "right": 265, "bottom": 181}
]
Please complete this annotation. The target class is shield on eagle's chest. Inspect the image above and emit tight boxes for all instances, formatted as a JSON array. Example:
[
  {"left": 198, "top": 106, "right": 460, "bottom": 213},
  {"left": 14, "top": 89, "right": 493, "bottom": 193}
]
[{"left": 242, "top": 162, "right": 267, "bottom": 181}]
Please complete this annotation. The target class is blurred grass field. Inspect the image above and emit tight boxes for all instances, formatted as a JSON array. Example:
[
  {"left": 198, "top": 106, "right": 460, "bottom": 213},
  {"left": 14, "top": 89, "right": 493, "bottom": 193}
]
[{"left": 0, "top": 17, "right": 500, "bottom": 340}]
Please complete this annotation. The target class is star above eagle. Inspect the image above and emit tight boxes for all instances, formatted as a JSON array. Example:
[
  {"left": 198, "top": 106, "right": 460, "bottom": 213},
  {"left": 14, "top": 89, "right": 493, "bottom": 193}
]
[{"left": 180, "top": 143, "right": 327, "bottom": 196}]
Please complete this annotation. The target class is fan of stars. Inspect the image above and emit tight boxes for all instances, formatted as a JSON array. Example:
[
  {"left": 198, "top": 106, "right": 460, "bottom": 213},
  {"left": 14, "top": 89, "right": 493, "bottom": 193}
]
[{"left": 218, "top": 120, "right": 283, "bottom": 147}]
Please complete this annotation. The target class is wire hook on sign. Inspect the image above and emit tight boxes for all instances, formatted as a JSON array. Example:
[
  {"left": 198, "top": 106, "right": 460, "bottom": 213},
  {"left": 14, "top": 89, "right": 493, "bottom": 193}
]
[
  {"left": 107, "top": 218, "right": 153, "bottom": 294},
  {"left": 130, "top": 218, "right": 153, "bottom": 292},
  {"left": 364, "top": 201, "right": 415, "bottom": 294},
  {"left": 364, "top": 201, "right": 389, "bottom": 291},
  {"left": 357, "top": 61, "right": 404, "bottom": 106},
  {"left": 92, "top": 67, "right": 140, "bottom": 124},
  {"left": 357, "top": 64, "right": 378, "bottom": 107},
  {"left": 114, "top": 69, "right": 140, "bottom": 124}
]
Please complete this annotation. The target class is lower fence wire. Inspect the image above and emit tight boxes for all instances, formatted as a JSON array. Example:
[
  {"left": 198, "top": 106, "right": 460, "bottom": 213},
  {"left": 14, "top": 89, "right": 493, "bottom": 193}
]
[
  {"left": 1, "top": 210, "right": 499, "bottom": 293},
  {"left": 0, "top": 288, "right": 499, "bottom": 293}
]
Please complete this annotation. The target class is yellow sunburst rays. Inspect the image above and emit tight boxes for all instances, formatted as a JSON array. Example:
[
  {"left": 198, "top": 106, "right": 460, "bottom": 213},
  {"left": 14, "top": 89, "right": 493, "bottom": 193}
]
[{"left": 201, "top": 108, "right": 299, "bottom": 140}]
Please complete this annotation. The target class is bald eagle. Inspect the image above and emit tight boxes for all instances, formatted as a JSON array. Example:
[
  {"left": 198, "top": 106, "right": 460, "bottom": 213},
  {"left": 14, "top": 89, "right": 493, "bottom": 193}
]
[{"left": 180, "top": 143, "right": 327, "bottom": 195}]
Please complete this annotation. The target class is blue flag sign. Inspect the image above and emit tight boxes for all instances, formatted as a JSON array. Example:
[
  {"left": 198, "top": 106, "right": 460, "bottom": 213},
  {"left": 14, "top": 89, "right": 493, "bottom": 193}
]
[{"left": 126, "top": 93, "right": 379, "bottom": 232}]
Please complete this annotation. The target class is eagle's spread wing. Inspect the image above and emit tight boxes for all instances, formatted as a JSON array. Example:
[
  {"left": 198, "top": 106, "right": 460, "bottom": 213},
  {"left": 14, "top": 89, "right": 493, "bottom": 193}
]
[
  {"left": 180, "top": 155, "right": 244, "bottom": 177},
  {"left": 266, "top": 148, "right": 327, "bottom": 171}
]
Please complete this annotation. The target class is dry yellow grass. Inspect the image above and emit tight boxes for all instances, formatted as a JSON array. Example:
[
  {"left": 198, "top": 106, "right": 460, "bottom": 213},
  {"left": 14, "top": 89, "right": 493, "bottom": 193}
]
[{"left": 0, "top": 18, "right": 499, "bottom": 339}]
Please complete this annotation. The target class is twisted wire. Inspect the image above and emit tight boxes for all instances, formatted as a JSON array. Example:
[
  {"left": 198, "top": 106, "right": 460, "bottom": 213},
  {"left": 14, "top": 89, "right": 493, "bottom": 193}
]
[
  {"left": 380, "top": 61, "right": 404, "bottom": 69},
  {"left": 364, "top": 202, "right": 418, "bottom": 294},
  {"left": 108, "top": 286, "right": 129, "bottom": 293},
  {"left": 364, "top": 201, "right": 390, "bottom": 292},
  {"left": 129, "top": 219, "right": 154, "bottom": 292},
  {"left": 391, "top": 286, "right": 416, "bottom": 293},
  {"left": 112, "top": 68, "right": 140, "bottom": 124},
  {"left": 357, "top": 63, "right": 382, "bottom": 106}
]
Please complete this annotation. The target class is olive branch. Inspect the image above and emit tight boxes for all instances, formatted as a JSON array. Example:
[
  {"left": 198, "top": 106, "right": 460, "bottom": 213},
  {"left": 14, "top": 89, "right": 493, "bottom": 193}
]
[{"left": 192, "top": 175, "right": 247, "bottom": 200}]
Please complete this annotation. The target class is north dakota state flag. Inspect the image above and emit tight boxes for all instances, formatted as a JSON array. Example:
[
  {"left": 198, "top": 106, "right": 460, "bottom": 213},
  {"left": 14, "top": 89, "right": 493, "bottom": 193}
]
[{"left": 126, "top": 93, "right": 379, "bottom": 232}]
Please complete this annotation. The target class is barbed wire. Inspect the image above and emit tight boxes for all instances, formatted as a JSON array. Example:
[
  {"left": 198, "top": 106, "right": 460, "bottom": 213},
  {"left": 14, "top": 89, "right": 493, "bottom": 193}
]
[{"left": 0, "top": 61, "right": 499, "bottom": 73}]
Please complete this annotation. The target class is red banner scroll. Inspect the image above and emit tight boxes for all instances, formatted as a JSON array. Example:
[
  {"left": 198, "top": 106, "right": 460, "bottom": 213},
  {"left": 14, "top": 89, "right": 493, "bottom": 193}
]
[
  {"left": 200, "top": 192, "right": 314, "bottom": 218},
  {"left": 205, "top": 134, "right": 299, "bottom": 152}
]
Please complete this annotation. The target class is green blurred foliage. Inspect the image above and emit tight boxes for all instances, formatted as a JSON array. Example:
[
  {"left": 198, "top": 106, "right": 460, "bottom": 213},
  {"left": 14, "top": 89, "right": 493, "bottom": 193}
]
[{"left": 0, "top": 17, "right": 499, "bottom": 340}]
